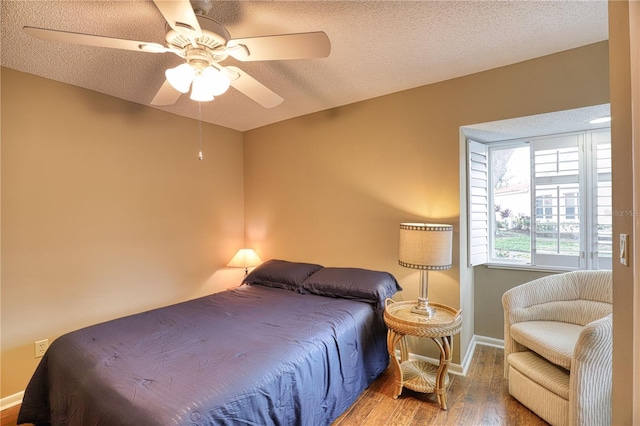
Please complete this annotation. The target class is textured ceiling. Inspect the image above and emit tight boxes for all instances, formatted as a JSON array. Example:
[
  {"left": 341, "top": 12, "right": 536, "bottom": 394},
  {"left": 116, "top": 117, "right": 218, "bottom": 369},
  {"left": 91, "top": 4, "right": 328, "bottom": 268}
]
[
  {"left": 462, "top": 104, "right": 611, "bottom": 143},
  {"left": 1, "top": 1, "right": 609, "bottom": 132}
]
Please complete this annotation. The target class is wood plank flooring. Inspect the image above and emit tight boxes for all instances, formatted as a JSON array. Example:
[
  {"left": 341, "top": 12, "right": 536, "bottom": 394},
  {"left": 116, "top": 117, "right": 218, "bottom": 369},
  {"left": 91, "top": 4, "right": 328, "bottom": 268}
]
[
  {"left": 0, "top": 405, "right": 20, "bottom": 426},
  {"left": 1, "top": 345, "right": 547, "bottom": 426},
  {"left": 333, "top": 344, "right": 547, "bottom": 425}
]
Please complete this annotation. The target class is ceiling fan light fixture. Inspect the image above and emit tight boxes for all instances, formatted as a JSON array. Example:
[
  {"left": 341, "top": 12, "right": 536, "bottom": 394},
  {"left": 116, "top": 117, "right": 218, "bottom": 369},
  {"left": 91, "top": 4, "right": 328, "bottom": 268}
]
[
  {"left": 202, "top": 66, "right": 230, "bottom": 96},
  {"left": 190, "top": 74, "right": 215, "bottom": 102},
  {"left": 166, "top": 63, "right": 195, "bottom": 93}
]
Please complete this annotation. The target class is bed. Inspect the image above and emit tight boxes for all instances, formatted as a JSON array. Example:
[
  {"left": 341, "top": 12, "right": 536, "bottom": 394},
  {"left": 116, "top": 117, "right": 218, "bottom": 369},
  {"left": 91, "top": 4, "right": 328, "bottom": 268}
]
[{"left": 18, "top": 259, "right": 401, "bottom": 425}]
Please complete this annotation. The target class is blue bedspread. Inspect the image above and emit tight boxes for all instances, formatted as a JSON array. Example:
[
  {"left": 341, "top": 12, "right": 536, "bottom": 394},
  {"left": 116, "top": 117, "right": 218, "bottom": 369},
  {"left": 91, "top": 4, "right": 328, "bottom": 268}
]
[{"left": 18, "top": 285, "right": 389, "bottom": 425}]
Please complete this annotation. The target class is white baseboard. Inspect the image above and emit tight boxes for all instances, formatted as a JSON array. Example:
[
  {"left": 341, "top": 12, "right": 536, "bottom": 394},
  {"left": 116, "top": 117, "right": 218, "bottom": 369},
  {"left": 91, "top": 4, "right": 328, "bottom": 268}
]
[
  {"left": 398, "top": 334, "right": 504, "bottom": 377},
  {"left": 0, "top": 391, "right": 23, "bottom": 411},
  {"left": 459, "top": 335, "right": 478, "bottom": 375},
  {"left": 474, "top": 334, "right": 505, "bottom": 349},
  {"left": 397, "top": 350, "right": 466, "bottom": 376}
]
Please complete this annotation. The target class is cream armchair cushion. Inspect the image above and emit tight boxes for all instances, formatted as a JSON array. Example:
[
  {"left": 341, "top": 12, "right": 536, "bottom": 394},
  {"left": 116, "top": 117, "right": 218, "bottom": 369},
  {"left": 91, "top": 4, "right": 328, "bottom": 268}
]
[
  {"left": 510, "top": 320, "right": 581, "bottom": 369},
  {"left": 502, "top": 270, "right": 612, "bottom": 426}
]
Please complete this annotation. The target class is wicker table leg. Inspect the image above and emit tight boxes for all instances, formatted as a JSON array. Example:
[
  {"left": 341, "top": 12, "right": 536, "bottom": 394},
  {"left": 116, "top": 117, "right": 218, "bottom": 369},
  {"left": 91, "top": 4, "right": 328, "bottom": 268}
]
[
  {"left": 434, "top": 335, "right": 453, "bottom": 410},
  {"left": 387, "top": 330, "right": 404, "bottom": 399}
]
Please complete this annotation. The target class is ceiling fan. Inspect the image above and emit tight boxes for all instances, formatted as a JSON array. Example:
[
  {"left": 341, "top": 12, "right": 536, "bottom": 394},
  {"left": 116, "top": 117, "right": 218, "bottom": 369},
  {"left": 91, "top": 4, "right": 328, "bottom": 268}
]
[{"left": 23, "top": 0, "right": 331, "bottom": 108}]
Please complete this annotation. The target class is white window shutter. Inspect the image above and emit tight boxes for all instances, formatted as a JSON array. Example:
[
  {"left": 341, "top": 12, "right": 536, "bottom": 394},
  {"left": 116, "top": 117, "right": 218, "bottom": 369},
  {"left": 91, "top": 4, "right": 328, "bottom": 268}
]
[
  {"left": 468, "top": 140, "right": 489, "bottom": 266},
  {"left": 531, "top": 134, "right": 582, "bottom": 269},
  {"left": 591, "top": 129, "right": 612, "bottom": 269}
]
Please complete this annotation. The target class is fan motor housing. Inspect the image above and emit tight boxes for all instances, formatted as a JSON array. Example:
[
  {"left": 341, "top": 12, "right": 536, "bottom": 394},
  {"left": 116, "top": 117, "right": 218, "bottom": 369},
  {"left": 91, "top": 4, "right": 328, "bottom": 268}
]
[{"left": 166, "top": 15, "right": 230, "bottom": 53}]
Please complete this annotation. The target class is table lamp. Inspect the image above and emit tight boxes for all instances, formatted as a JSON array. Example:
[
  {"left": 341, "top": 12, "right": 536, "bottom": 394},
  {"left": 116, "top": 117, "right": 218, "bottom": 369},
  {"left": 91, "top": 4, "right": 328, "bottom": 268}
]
[
  {"left": 227, "top": 248, "right": 262, "bottom": 276},
  {"left": 398, "top": 223, "right": 453, "bottom": 317}
]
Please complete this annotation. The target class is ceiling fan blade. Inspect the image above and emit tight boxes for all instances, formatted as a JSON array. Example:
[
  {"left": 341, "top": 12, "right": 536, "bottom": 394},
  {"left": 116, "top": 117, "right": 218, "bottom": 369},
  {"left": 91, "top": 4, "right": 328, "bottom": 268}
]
[
  {"left": 226, "top": 66, "right": 283, "bottom": 108},
  {"left": 151, "top": 80, "right": 182, "bottom": 106},
  {"left": 153, "top": 0, "right": 202, "bottom": 40},
  {"left": 23, "top": 26, "right": 170, "bottom": 53},
  {"left": 227, "top": 32, "right": 331, "bottom": 61}
]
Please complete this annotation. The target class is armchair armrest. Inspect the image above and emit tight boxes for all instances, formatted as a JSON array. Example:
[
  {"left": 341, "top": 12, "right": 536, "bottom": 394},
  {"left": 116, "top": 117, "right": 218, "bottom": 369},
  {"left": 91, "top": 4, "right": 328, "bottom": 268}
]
[{"left": 569, "top": 314, "right": 612, "bottom": 426}]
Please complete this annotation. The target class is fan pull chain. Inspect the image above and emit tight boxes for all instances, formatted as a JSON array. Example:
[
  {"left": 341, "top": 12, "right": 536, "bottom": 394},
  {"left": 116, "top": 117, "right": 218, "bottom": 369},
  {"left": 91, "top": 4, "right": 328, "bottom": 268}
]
[{"left": 198, "top": 102, "right": 204, "bottom": 161}]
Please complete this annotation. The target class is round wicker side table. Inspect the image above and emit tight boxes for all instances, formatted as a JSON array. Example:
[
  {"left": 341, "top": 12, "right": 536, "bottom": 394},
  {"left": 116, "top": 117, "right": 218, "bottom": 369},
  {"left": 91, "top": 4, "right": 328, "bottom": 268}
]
[{"left": 383, "top": 299, "right": 462, "bottom": 410}]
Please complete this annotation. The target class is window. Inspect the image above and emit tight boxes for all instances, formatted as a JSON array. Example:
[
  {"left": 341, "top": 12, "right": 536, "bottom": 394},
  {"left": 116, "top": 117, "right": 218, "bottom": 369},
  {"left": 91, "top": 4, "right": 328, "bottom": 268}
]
[
  {"left": 536, "top": 195, "right": 553, "bottom": 220},
  {"left": 467, "top": 129, "right": 611, "bottom": 270},
  {"left": 565, "top": 192, "right": 577, "bottom": 220}
]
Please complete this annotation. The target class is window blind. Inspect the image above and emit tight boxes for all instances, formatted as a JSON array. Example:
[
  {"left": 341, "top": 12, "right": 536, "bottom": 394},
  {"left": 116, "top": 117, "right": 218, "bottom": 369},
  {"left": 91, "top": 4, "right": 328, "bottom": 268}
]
[{"left": 467, "top": 140, "right": 489, "bottom": 266}]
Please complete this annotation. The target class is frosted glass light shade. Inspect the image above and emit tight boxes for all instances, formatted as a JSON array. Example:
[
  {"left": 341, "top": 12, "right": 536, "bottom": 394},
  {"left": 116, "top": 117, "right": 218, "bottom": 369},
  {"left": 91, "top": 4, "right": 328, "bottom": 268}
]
[
  {"left": 165, "top": 64, "right": 231, "bottom": 102},
  {"left": 227, "top": 249, "right": 262, "bottom": 269},
  {"left": 165, "top": 63, "right": 195, "bottom": 93},
  {"left": 398, "top": 223, "right": 453, "bottom": 270},
  {"left": 190, "top": 74, "right": 215, "bottom": 102},
  {"left": 201, "top": 66, "right": 230, "bottom": 96}
]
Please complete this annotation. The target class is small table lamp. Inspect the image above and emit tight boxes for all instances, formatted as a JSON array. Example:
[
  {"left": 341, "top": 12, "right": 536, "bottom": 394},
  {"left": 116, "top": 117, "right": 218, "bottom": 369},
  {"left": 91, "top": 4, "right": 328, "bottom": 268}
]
[
  {"left": 398, "top": 223, "right": 453, "bottom": 317},
  {"left": 227, "top": 248, "right": 262, "bottom": 276}
]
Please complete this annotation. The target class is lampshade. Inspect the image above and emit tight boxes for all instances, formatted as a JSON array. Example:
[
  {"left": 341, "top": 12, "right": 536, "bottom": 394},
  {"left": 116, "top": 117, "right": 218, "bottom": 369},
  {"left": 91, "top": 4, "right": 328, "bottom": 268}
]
[
  {"left": 190, "top": 74, "right": 215, "bottom": 102},
  {"left": 227, "top": 249, "right": 262, "bottom": 269},
  {"left": 165, "top": 63, "right": 195, "bottom": 93},
  {"left": 398, "top": 223, "right": 453, "bottom": 270},
  {"left": 201, "top": 66, "right": 230, "bottom": 96}
]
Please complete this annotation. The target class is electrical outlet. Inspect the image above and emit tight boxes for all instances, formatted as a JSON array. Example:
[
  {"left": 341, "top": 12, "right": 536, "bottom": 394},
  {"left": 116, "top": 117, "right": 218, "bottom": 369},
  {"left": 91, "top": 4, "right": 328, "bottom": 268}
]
[{"left": 34, "top": 339, "right": 48, "bottom": 358}]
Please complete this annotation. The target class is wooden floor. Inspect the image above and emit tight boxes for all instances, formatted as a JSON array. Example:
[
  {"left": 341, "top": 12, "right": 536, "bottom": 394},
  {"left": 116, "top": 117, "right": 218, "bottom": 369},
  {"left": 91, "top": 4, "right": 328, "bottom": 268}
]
[
  {"left": 334, "top": 344, "right": 547, "bottom": 425},
  {"left": 1, "top": 345, "right": 547, "bottom": 426},
  {"left": 0, "top": 405, "right": 20, "bottom": 426}
]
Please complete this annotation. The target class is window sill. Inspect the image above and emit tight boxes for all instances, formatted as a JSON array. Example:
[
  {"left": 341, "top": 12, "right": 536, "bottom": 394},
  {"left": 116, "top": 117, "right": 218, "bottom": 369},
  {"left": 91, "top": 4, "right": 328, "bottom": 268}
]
[{"left": 484, "top": 263, "right": 578, "bottom": 273}]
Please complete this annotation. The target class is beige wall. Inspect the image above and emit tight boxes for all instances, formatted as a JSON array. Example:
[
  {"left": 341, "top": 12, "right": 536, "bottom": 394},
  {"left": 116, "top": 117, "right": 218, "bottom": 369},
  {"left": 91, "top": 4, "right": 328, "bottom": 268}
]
[
  {"left": 244, "top": 41, "right": 610, "bottom": 364},
  {"left": 473, "top": 267, "right": 554, "bottom": 339},
  {"left": 0, "top": 68, "right": 245, "bottom": 397}
]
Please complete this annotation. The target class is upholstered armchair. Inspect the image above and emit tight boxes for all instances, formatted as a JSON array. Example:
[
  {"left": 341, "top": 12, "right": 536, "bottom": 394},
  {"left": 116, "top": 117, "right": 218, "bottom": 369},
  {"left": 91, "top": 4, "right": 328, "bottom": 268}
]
[{"left": 502, "top": 270, "right": 612, "bottom": 426}]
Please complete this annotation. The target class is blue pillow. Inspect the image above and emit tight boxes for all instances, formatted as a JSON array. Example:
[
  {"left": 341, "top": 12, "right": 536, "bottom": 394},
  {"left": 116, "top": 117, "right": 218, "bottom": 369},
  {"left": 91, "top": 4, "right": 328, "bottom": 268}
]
[
  {"left": 300, "top": 267, "right": 402, "bottom": 310},
  {"left": 243, "top": 259, "right": 323, "bottom": 291}
]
